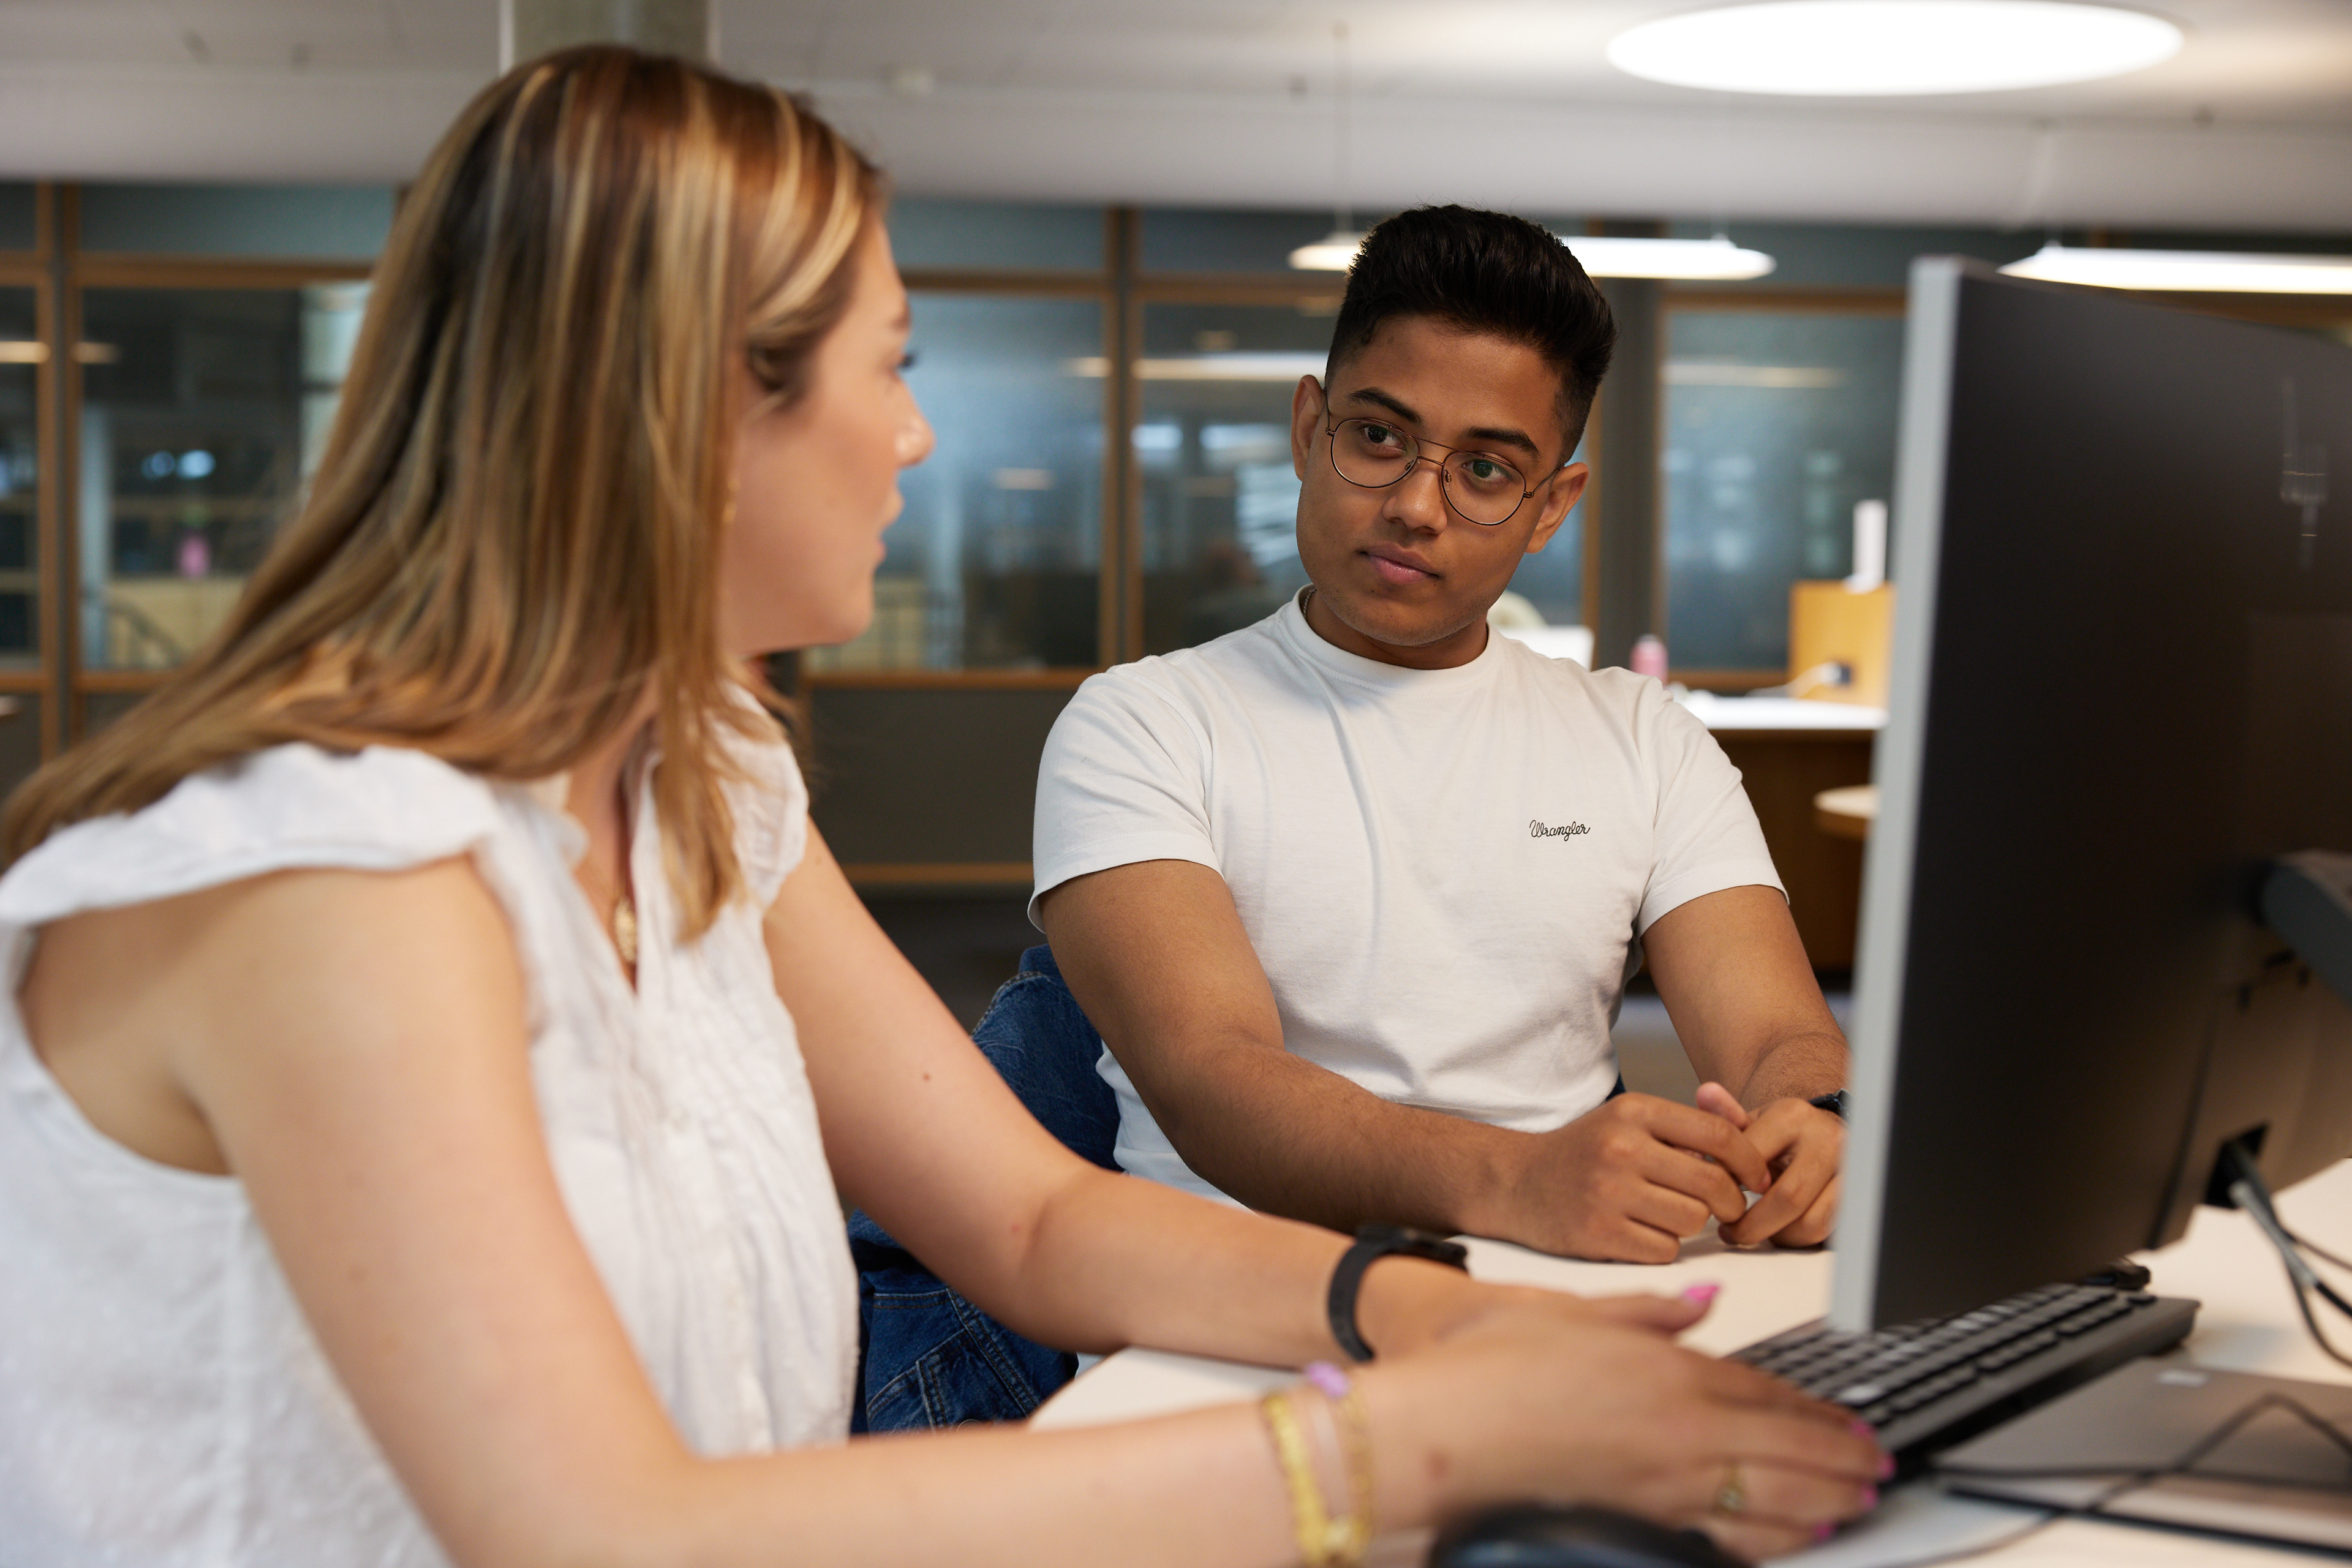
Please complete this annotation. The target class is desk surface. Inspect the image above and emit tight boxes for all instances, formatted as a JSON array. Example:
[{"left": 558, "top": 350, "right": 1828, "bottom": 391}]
[{"left": 1033, "top": 1161, "right": 2352, "bottom": 1566}]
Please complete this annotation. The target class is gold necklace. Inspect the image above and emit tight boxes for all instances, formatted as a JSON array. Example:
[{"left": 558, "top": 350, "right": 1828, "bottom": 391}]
[
  {"left": 611, "top": 883, "right": 638, "bottom": 968},
  {"left": 577, "top": 855, "right": 638, "bottom": 969},
  {"left": 574, "top": 742, "right": 646, "bottom": 974}
]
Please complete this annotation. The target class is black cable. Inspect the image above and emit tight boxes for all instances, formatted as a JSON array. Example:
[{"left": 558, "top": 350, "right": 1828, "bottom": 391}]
[
  {"left": 1929, "top": 1391, "right": 2352, "bottom": 1484},
  {"left": 2268, "top": 1213, "right": 2352, "bottom": 1328},
  {"left": 2208, "top": 1392, "right": 2352, "bottom": 1473},
  {"left": 2273, "top": 1213, "right": 2352, "bottom": 1311},
  {"left": 2280, "top": 1270, "right": 2352, "bottom": 1374},
  {"left": 2310, "top": 1269, "right": 2352, "bottom": 1325},
  {"left": 1869, "top": 1390, "right": 2352, "bottom": 1568},
  {"left": 2280, "top": 1223, "right": 2352, "bottom": 1278},
  {"left": 1871, "top": 1150, "right": 2352, "bottom": 1568},
  {"left": 2298, "top": 1251, "right": 2352, "bottom": 1322},
  {"left": 2225, "top": 1155, "right": 2352, "bottom": 1373}
]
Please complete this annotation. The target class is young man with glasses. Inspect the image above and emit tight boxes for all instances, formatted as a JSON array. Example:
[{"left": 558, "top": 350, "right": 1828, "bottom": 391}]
[{"left": 1030, "top": 206, "right": 1849, "bottom": 1264}]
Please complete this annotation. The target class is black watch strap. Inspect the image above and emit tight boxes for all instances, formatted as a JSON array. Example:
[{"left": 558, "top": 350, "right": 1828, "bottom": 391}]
[
  {"left": 1809, "top": 1090, "right": 1850, "bottom": 1119},
  {"left": 1328, "top": 1223, "right": 1471, "bottom": 1363}
]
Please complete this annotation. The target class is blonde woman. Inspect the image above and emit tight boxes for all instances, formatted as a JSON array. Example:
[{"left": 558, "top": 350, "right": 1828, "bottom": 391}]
[{"left": 0, "top": 48, "right": 1880, "bottom": 1568}]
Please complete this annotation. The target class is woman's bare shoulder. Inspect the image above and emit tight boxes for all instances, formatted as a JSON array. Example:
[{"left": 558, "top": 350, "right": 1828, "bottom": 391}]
[{"left": 21, "top": 857, "right": 519, "bottom": 1175}]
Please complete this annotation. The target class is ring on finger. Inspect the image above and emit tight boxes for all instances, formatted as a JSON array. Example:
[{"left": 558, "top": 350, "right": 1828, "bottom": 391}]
[{"left": 1714, "top": 1460, "right": 1747, "bottom": 1515}]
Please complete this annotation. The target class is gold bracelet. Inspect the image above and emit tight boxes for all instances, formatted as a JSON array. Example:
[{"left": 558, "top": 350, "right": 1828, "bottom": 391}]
[
  {"left": 1304, "top": 1362, "right": 1375, "bottom": 1563},
  {"left": 1322, "top": 1379, "right": 1375, "bottom": 1560},
  {"left": 1261, "top": 1389, "right": 1363, "bottom": 1567}
]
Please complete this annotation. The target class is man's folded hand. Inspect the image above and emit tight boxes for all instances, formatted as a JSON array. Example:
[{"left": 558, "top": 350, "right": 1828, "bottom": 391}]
[
  {"left": 1498, "top": 1093, "right": 1774, "bottom": 1262},
  {"left": 1697, "top": 1082, "right": 1844, "bottom": 1249}
]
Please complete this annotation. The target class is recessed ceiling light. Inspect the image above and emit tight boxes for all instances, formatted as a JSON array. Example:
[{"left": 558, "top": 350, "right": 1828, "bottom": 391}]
[
  {"left": 1566, "top": 235, "right": 1777, "bottom": 280},
  {"left": 2000, "top": 243, "right": 2352, "bottom": 294},
  {"left": 1608, "top": 1, "right": 2183, "bottom": 96}
]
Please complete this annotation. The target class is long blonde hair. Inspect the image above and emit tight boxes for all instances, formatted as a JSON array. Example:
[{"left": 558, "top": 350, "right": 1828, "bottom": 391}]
[{"left": 3, "top": 47, "right": 879, "bottom": 934}]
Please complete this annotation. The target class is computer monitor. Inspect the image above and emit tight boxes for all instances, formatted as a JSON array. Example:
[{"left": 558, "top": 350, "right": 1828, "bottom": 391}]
[{"left": 1833, "top": 258, "right": 2352, "bottom": 1334}]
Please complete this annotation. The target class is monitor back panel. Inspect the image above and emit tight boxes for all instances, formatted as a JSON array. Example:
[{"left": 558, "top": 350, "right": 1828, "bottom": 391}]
[{"left": 1849, "top": 263, "right": 2352, "bottom": 1328}]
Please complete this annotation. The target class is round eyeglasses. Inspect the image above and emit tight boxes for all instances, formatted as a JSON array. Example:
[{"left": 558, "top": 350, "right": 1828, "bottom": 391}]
[{"left": 1324, "top": 416, "right": 1537, "bottom": 527}]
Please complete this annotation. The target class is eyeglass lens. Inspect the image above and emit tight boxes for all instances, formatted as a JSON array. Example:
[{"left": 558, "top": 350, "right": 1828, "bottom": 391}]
[{"left": 1329, "top": 418, "right": 1526, "bottom": 525}]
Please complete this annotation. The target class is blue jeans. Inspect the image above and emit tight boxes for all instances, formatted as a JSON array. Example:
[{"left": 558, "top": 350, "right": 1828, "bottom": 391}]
[{"left": 848, "top": 944, "right": 1119, "bottom": 1431}]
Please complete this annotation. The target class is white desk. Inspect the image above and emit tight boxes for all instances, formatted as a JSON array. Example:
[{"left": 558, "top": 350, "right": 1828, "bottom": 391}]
[
  {"left": 1677, "top": 692, "right": 1887, "bottom": 733},
  {"left": 1033, "top": 1161, "right": 2352, "bottom": 1566}
]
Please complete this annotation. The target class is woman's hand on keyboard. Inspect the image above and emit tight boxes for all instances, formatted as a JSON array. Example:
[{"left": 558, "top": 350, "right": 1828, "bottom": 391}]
[{"left": 1365, "top": 1286, "right": 1887, "bottom": 1562}]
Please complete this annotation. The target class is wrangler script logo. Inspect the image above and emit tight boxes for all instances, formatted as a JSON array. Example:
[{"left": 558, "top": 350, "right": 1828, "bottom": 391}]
[{"left": 1529, "top": 820, "right": 1591, "bottom": 841}]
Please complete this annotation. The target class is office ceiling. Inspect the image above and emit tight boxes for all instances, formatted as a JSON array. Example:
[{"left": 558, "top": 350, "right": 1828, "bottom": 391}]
[{"left": 3, "top": 1, "right": 2350, "bottom": 233}]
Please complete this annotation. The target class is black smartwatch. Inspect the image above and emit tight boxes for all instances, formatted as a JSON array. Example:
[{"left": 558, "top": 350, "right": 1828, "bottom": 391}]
[
  {"left": 1328, "top": 1223, "right": 1471, "bottom": 1363},
  {"left": 1809, "top": 1090, "right": 1850, "bottom": 1119}
]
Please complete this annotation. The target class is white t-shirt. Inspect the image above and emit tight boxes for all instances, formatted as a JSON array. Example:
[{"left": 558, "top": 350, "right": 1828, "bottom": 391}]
[{"left": 1031, "top": 594, "right": 1784, "bottom": 1204}]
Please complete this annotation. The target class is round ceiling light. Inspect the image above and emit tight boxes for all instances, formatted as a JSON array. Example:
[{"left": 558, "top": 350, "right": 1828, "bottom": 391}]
[{"left": 1607, "top": 1, "right": 2183, "bottom": 96}]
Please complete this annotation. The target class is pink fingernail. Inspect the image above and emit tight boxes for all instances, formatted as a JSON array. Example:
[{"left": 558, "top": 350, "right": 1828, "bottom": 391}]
[
  {"left": 1814, "top": 1522, "right": 1836, "bottom": 1543},
  {"left": 1680, "top": 1282, "right": 1721, "bottom": 1306},
  {"left": 1877, "top": 1453, "right": 1896, "bottom": 1480},
  {"left": 1850, "top": 1418, "right": 1875, "bottom": 1438},
  {"left": 1863, "top": 1485, "right": 1880, "bottom": 1510}
]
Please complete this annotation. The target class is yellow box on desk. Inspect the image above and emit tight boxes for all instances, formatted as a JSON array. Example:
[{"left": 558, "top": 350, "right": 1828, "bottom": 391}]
[{"left": 1789, "top": 581, "right": 1894, "bottom": 707}]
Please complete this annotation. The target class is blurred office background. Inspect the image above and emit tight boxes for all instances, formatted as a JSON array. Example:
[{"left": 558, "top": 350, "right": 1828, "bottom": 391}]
[{"left": 1, "top": 2, "right": 2348, "bottom": 1022}]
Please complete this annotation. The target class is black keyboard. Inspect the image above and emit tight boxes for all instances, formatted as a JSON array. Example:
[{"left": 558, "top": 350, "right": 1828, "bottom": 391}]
[{"left": 1733, "top": 1283, "right": 2199, "bottom": 1471}]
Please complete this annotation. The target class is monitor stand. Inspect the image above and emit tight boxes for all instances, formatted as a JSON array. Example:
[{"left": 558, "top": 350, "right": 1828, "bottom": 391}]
[{"left": 1936, "top": 1358, "right": 2352, "bottom": 1553}]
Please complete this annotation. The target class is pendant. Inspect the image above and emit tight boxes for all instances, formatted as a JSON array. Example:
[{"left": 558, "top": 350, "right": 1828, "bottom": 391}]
[{"left": 614, "top": 892, "right": 638, "bottom": 968}]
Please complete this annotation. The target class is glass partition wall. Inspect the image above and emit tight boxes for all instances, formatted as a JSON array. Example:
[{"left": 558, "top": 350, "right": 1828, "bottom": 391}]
[
  {"left": 0, "top": 188, "right": 1920, "bottom": 797},
  {"left": 0, "top": 194, "right": 1949, "bottom": 701},
  {"left": 807, "top": 291, "right": 1107, "bottom": 673},
  {"left": 1134, "top": 300, "right": 1327, "bottom": 654},
  {"left": 77, "top": 285, "right": 368, "bottom": 670},
  {"left": 32, "top": 186, "right": 2352, "bottom": 813},
  {"left": 0, "top": 185, "right": 378, "bottom": 782},
  {"left": 1659, "top": 303, "right": 1904, "bottom": 679}
]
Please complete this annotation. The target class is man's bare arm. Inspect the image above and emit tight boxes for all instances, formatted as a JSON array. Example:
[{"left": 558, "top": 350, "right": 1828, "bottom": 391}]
[
  {"left": 1643, "top": 885, "right": 1849, "bottom": 1246},
  {"left": 1039, "top": 859, "right": 1773, "bottom": 1262}
]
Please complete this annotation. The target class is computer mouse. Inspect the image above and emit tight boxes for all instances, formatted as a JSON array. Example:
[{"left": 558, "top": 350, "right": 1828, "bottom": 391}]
[{"left": 1426, "top": 1504, "right": 1747, "bottom": 1568}]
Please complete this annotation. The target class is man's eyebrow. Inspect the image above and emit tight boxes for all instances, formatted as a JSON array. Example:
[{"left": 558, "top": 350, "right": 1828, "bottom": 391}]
[
  {"left": 1341, "top": 385, "right": 1542, "bottom": 459},
  {"left": 1460, "top": 424, "right": 1542, "bottom": 459},
  {"left": 1341, "top": 385, "right": 1422, "bottom": 425}
]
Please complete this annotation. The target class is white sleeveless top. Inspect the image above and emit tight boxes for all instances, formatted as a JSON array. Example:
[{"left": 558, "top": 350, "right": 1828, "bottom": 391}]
[{"left": 0, "top": 729, "right": 859, "bottom": 1566}]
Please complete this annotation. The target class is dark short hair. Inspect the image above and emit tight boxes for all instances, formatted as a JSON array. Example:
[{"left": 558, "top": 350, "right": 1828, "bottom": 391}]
[{"left": 1325, "top": 206, "right": 1615, "bottom": 463}]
